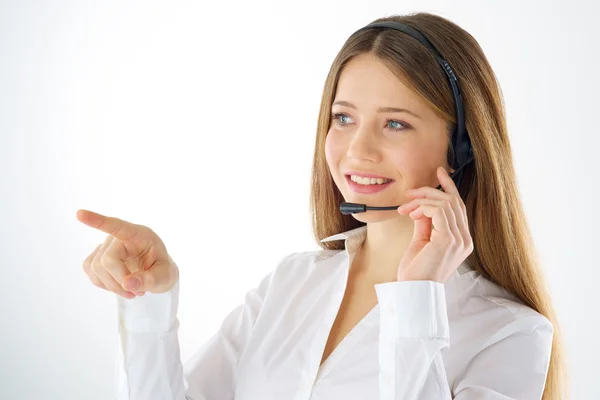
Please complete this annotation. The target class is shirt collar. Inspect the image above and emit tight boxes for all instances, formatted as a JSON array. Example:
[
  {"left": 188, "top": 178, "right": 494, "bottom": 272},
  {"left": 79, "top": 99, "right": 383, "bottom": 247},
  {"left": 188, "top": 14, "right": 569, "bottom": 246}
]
[
  {"left": 319, "top": 224, "right": 367, "bottom": 244},
  {"left": 319, "top": 225, "right": 368, "bottom": 260}
]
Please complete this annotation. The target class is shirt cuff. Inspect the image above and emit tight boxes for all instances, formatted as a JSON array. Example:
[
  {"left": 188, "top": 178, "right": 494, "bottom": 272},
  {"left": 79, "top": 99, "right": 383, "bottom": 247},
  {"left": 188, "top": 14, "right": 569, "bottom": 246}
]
[
  {"left": 116, "top": 278, "right": 180, "bottom": 334},
  {"left": 374, "top": 280, "right": 449, "bottom": 339}
]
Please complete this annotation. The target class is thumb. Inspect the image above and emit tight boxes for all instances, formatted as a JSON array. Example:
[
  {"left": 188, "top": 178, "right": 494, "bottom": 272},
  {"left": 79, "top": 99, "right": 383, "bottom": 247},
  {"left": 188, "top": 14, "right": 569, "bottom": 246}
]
[{"left": 123, "top": 261, "right": 175, "bottom": 293}]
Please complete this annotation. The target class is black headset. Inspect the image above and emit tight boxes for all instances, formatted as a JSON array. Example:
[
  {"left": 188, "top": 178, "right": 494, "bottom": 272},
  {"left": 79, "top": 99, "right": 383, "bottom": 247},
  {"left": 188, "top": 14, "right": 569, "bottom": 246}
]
[{"left": 348, "top": 21, "right": 474, "bottom": 192}]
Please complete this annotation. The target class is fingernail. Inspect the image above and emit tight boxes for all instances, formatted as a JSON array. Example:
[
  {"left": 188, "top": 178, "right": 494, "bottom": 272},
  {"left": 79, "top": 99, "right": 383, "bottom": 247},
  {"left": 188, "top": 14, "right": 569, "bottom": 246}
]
[{"left": 125, "top": 277, "right": 141, "bottom": 291}]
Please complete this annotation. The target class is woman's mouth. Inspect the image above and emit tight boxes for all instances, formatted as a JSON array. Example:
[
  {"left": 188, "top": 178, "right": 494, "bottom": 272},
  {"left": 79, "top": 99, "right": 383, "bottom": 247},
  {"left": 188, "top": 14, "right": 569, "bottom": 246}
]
[{"left": 345, "top": 175, "right": 394, "bottom": 194}]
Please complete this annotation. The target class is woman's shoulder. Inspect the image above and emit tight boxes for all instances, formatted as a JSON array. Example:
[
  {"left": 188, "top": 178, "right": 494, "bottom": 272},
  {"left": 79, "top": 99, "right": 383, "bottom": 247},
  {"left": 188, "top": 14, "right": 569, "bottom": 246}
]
[
  {"left": 444, "top": 266, "right": 554, "bottom": 393},
  {"left": 288, "top": 249, "right": 344, "bottom": 262},
  {"left": 449, "top": 265, "right": 553, "bottom": 341},
  {"left": 268, "top": 249, "right": 344, "bottom": 280}
]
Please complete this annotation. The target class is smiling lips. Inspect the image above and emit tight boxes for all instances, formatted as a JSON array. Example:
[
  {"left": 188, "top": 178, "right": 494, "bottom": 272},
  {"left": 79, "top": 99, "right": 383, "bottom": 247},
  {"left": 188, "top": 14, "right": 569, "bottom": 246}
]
[{"left": 345, "top": 175, "right": 394, "bottom": 194}]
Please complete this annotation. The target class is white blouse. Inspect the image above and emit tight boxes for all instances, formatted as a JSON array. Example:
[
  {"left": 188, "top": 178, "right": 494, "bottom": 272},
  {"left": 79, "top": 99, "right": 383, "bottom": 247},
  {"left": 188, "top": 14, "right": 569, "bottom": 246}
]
[{"left": 114, "top": 225, "right": 553, "bottom": 399}]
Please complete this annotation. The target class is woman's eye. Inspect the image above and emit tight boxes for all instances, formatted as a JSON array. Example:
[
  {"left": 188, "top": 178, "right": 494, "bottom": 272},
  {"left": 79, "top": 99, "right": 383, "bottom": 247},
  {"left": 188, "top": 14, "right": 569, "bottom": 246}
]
[
  {"left": 385, "top": 118, "right": 410, "bottom": 131},
  {"left": 331, "top": 112, "right": 352, "bottom": 126}
]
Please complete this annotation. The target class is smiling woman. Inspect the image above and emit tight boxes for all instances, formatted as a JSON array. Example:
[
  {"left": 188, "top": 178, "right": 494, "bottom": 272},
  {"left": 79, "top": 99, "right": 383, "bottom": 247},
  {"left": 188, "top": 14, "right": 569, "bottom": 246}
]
[
  {"left": 109, "top": 11, "right": 568, "bottom": 400},
  {"left": 310, "top": 12, "right": 568, "bottom": 400}
]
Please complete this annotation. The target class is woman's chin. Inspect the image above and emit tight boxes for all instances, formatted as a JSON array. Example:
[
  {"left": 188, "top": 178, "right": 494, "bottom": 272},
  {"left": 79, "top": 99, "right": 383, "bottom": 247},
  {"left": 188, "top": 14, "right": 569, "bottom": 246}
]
[{"left": 350, "top": 209, "right": 403, "bottom": 223}]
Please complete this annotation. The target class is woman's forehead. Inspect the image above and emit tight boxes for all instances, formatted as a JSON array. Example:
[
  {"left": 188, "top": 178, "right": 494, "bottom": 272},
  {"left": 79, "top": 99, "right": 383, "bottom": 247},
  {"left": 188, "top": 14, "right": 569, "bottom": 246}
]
[{"left": 334, "top": 56, "right": 429, "bottom": 118}]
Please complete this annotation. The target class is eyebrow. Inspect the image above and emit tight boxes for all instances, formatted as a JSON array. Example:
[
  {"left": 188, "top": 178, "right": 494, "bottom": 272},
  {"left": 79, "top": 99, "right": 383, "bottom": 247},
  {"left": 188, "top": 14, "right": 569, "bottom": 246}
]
[{"left": 332, "top": 100, "right": 422, "bottom": 119}]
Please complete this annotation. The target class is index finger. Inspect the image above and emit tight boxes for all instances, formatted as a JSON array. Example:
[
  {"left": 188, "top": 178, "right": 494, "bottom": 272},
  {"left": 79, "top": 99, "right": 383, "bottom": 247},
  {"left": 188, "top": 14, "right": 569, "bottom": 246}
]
[
  {"left": 437, "top": 166, "right": 460, "bottom": 195},
  {"left": 76, "top": 209, "right": 140, "bottom": 241}
]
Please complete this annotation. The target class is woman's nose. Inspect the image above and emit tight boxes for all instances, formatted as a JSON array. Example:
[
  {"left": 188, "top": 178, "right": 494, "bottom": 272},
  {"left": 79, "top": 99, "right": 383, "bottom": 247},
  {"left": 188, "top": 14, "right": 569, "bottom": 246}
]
[{"left": 346, "top": 127, "right": 382, "bottom": 162}]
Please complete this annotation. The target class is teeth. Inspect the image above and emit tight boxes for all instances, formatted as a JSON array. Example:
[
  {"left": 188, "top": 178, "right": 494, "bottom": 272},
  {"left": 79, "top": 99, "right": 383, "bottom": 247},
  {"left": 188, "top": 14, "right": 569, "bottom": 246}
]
[{"left": 350, "top": 175, "right": 392, "bottom": 185}]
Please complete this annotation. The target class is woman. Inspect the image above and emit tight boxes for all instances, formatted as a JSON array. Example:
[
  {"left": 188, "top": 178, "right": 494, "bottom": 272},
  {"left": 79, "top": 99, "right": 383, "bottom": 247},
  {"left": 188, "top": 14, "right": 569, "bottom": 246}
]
[{"left": 78, "top": 12, "right": 567, "bottom": 400}]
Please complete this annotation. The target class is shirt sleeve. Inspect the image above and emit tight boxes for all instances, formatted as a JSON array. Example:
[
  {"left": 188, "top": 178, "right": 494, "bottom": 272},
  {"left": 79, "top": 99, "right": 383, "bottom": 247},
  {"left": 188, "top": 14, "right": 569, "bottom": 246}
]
[
  {"left": 373, "top": 280, "right": 553, "bottom": 400},
  {"left": 114, "top": 264, "right": 277, "bottom": 400}
]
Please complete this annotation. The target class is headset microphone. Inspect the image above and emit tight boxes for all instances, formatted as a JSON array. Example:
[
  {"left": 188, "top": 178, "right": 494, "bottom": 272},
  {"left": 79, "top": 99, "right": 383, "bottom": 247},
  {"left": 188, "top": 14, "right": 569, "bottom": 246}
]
[{"left": 338, "top": 21, "right": 475, "bottom": 216}]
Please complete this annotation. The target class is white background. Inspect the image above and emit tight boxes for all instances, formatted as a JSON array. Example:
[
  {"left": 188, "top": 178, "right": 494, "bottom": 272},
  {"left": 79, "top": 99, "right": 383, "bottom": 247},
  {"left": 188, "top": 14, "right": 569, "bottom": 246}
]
[{"left": 1, "top": 0, "right": 598, "bottom": 398}]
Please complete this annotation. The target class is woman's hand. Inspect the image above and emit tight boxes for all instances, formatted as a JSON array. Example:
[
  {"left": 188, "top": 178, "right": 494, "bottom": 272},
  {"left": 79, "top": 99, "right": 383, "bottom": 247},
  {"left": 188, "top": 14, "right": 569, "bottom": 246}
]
[
  {"left": 77, "top": 209, "right": 179, "bottom": 299},
  {"left": 395, "top": 167, "right": 474, "bottom": 283}
]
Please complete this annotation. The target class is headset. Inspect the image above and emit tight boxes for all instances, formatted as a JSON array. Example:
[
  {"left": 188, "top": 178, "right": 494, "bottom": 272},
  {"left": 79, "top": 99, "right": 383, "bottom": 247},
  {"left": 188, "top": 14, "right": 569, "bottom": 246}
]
[{"left": 338, "top": 21, "right": 475, "bottom": 215}]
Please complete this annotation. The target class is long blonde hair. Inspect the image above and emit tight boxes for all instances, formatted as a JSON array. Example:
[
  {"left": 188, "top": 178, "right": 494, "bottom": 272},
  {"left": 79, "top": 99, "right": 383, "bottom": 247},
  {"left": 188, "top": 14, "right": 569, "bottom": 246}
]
[{"left": 309, "top": 12, "right": 568, "bottom": 399}]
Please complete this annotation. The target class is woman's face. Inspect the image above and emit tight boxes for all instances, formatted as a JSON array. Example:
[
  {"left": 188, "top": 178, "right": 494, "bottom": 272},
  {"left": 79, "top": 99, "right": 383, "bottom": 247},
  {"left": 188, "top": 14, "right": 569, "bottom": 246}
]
[{"left": 325, "top": 52, "right": 453, "bottom": 223}]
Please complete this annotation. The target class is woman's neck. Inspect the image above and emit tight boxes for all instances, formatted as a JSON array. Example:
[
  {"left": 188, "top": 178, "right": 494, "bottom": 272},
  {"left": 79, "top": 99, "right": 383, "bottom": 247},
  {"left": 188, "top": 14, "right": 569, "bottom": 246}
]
[{"left": 351, "top": 217, "right": 415, "bottom": 283}]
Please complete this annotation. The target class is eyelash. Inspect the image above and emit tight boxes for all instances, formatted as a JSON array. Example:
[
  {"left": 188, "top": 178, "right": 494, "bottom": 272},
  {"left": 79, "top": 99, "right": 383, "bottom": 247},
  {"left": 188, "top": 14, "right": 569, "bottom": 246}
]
[{"left": 330, "top": 112, "right": 411, "bottom": 132}]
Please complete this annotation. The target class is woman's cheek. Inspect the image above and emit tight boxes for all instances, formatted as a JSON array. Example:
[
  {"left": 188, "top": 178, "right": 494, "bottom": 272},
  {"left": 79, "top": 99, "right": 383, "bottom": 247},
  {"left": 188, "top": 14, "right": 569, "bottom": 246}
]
[
  {"left": 324, "top": 131, "right": 340, "bottom": 167},
  {"left": 388, "top": 147, "right": 425, "bottom": 187},
  {"left": 400, "top": 152, "right": 440, "bottom": 188}
]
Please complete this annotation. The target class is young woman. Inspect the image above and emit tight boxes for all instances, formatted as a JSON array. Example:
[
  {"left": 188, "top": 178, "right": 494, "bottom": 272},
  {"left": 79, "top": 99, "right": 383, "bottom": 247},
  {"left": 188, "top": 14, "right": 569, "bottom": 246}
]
[{"left": 79, "top": 12, "right": 567, "bottom": 400}]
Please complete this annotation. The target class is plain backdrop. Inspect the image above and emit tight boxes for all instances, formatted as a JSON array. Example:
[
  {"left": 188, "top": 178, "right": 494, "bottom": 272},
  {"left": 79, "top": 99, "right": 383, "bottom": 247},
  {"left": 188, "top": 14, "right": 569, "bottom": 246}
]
[{"left": 1, "top": 0, "right": 598, "bottom": 398}]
